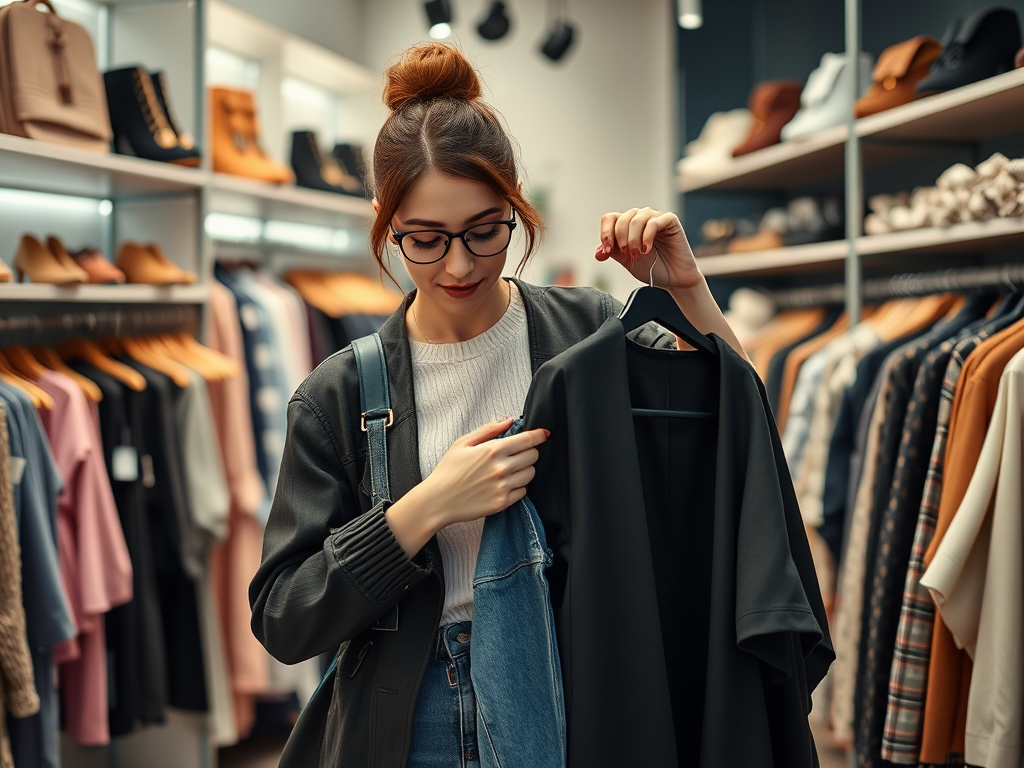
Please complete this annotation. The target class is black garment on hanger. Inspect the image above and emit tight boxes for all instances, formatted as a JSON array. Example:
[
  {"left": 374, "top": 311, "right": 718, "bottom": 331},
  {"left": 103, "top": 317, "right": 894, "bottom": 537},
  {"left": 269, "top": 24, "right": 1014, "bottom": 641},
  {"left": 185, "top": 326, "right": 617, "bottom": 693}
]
[
  {"left": 69, "top": 362, "right": 169, "bottom": 735},
  {"left": 522, "top": 319, "right": 832, "bottom": 768},
  {"left": 121, "top": 360, "right": 209, "bottom": 713}
]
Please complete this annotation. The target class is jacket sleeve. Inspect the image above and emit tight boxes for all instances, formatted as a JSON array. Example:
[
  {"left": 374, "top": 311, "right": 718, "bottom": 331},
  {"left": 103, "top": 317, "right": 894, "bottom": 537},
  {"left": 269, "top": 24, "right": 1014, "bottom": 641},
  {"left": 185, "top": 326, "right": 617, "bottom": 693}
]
[{"left": 249, "top": 395, "right": 429, "bottom": 664}]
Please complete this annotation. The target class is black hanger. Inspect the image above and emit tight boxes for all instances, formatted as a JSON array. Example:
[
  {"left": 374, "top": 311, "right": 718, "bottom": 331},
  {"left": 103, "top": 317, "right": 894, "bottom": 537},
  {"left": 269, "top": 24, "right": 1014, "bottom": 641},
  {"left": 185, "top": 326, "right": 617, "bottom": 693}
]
[
  {"left": 618, "top": 254, "right": 718, "bottom": 356},
  {"left": 619, "top": 254, "right": 717, "bottom": 420}
]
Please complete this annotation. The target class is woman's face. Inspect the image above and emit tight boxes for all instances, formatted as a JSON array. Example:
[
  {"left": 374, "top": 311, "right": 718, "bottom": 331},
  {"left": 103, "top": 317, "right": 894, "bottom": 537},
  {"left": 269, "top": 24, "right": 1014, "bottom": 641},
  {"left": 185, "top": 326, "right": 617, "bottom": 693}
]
[{"left": 390, "top": 171, "right": 511, "bottom": 318}]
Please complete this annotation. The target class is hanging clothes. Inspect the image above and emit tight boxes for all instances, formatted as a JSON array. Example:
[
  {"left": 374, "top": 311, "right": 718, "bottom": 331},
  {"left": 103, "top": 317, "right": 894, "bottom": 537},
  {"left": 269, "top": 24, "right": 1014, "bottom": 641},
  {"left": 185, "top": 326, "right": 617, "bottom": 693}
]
[
  {"left": 920, "top": 346, "right": 1024, "bottom": 768},
  {"left": 521, "top": 319, "right": 832, "bottom": 767},
  {"left": 2, "top": 381, "right": 74, "bottom": 768},
  {"left": 0, "top": 402, "right": 39, "bottom": 768}
]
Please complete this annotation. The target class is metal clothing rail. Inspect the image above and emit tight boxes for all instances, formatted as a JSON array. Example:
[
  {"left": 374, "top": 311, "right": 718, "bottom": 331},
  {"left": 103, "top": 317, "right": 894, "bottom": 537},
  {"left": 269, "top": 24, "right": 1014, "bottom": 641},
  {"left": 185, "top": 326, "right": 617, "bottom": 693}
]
[
  {"left": 768, "top": 263, "right": 1024, "bottom": 310},
  {"left": 0, "top": 306, "right": 200, "bottom": 347}
]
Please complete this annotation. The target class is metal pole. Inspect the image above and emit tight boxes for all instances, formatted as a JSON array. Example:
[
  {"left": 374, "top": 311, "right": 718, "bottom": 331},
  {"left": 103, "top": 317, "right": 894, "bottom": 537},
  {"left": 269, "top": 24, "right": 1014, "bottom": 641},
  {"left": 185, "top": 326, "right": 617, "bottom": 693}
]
[{"left": 844, "top": 0, "right": 862, "bottom": 325}]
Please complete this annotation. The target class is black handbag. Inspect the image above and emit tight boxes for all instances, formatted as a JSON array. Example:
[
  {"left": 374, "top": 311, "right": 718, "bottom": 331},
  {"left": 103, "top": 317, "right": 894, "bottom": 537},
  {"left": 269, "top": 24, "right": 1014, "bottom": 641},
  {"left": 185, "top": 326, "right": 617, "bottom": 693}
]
[{"left": 278, "top": 332, "right": 393, "bottom": 768}]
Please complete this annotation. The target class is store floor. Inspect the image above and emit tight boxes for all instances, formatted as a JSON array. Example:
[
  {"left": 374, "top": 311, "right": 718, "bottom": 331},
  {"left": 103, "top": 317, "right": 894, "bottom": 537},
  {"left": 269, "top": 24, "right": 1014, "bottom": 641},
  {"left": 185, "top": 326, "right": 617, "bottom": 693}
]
[{"left": 218, "top": 718, "right": 851, "bottom": 767}]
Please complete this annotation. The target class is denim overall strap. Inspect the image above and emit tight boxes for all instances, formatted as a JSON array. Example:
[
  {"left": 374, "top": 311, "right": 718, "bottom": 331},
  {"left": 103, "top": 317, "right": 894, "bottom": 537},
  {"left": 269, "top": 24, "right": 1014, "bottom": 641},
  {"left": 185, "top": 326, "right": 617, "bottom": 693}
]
[{"left": 352, "top": 333, "right": 392, "bottom": 505}]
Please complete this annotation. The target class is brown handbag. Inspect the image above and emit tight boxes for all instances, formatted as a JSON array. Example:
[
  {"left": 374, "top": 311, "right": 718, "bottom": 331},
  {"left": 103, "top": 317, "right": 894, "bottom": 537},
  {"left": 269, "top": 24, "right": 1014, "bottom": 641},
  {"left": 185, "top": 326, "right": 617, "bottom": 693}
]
[
  {"left": 854, "top": 36, "right": 942, "bottom": 118},
  {"left": 0, "top": 0, "right": 112, "bottom": 153}
]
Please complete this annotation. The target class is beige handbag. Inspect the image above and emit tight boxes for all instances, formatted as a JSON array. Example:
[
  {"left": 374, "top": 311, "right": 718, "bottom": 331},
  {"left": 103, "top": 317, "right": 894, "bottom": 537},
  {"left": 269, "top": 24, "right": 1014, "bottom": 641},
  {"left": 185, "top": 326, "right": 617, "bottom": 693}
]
[{"left": 0, "top": 0, "right": 112, "bottom": 153}]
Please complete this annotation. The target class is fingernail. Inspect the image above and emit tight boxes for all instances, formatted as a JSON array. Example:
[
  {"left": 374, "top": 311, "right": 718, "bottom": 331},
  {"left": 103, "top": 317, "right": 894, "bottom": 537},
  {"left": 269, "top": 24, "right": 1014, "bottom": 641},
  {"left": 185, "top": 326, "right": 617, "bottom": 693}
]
[
  {"left": 641, "top": 243, "right": 649, "bottom": 254},
  {"left": 543, "top": 429, "right": 551, "bottom": 438}
]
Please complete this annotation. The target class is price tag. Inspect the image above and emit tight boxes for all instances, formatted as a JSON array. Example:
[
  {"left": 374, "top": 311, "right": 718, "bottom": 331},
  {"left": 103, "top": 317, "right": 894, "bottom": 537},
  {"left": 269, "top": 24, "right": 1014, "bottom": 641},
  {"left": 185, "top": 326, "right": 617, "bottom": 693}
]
[
  {"left": 141, "top": 454, "right": 156, "bottom": 489},
  {"left": 10, "top": 457, "right": 25, "bottom": 486},
  {"left": 112, "top": 446, "right": 139, "bottom": 482}
]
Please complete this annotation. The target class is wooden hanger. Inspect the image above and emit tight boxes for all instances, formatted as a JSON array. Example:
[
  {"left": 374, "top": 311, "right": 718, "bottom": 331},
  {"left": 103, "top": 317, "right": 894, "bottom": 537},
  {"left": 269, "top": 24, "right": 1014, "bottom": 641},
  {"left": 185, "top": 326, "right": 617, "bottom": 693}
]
[
  {"left": 0, "top": 349, "right": 53, "bottom": 409},
  {"left": 174, "top": 333, "right": 239, "bottom": 379},
  {"left": 6, "top": 346, "right": 50, "bottom": 380},
  {"left": 108, "top": 336, "right": 192, "bottom": 388},
  {"left": 150, "top": 334, "right": 227, "bottom": 381},
  {"left": 58, "top": 339, "right": 147, "bottom": 392},
  {"left": 32, "top": 346, "right": 103, "bottom": 402}
]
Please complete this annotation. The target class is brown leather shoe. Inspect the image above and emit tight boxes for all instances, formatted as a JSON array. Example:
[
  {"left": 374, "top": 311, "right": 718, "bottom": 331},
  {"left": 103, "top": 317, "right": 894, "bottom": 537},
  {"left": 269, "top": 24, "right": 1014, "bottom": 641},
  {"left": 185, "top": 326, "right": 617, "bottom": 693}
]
[
  {"left": 732, "top": 81, "right": 803, "bottom": 157},
  {"left": 855, "top": 36, "right": 942, "bottom": 118},
  {"left": 72, "top": 247, "right": 127, "bottom": 284},
  {"left": 0, "top": 256, "right": 11, "bottom": 282},
  {"left": 116, "top": 241, "right": 193, "bottom": 285},
  {"left": 146, "top": 243, "right": 197, "bottom": 284},
  {"left": 13, "top": 235, "right": 88, "bottom": 284},
  {"left": 46, "top": 237, "right": 91, "bottom": 283}
]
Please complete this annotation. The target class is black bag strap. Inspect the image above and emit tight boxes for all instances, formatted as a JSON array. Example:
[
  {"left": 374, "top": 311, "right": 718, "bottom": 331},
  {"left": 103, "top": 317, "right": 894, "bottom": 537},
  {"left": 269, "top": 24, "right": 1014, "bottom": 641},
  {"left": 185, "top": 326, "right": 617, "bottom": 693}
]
[{"left": 351, "top": 333, "right": 392, "bottom": 506}]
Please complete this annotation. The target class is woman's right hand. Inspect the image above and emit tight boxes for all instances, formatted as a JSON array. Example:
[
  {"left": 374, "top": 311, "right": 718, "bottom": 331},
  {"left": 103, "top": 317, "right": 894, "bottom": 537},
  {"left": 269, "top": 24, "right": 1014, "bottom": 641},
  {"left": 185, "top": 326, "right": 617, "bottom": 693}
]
[{"left": 385, "top": 417, "right": 550, "bottom": 557}]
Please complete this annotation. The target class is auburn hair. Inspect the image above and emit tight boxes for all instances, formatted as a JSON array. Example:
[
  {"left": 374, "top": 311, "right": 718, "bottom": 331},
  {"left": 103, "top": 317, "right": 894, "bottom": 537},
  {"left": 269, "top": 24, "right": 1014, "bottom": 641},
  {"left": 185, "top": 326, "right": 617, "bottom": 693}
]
[{"left": 370, "top": 42, "right": 543, "bottom": 287}]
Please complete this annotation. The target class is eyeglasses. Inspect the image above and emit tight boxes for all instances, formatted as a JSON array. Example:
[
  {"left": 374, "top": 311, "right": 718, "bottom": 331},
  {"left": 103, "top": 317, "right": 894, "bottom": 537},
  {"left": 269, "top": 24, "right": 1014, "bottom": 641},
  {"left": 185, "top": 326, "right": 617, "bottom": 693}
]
[{"left": 390, "top": 209, "right": 517, "bottom": 264}]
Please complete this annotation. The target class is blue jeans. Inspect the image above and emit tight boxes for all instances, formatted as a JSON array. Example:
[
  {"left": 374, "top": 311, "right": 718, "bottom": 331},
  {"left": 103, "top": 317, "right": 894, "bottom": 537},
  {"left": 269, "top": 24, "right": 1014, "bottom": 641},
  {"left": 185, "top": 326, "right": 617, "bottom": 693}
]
[{"left": 408, "top": 621, "right": 480, "bottom": 768}]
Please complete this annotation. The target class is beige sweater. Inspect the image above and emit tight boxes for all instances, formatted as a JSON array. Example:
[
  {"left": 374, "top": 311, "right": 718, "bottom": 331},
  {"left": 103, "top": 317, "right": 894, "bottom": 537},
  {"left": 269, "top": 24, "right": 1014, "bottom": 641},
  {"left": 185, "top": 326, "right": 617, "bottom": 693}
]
[{"left": 0, "top": 401, "right": 40, "bottom": 768}]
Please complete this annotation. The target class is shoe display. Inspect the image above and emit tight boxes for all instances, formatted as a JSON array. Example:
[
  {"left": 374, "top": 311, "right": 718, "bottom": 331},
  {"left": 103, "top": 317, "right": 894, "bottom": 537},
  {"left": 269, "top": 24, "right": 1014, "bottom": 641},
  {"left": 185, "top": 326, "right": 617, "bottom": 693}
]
[
  {"left": 12, "top": 235, "right": 87, "bottom": 284},
  {"left": 150, "top": 70, "right": 199, "bottom": 155},
  {"left": 45, "top": 236, "right": 91, "bottom": 282},
  {"left": 781, "top": 51, "right": 873, "bottom": 141},
  {"left": 677, "top": 109, "right": 753, "bottom": 177},
  {"left": 916, "top": 7, "right": 1022, "bottom": 94},
  {"left": 0, "top": 256, "right": 11, "bottom": 283},
  {"left": 783, "top": 195, "right": 845, "bottom": 246},
  {"left": 71, "top": 247, "right": 127, "bottom": 284},
  {"left": 332, "top": 143, "right": 367, "bottom": 190},
  {"left": 291, "top": 131, "right": 363, "bottom": 196},
  {"left": 727, "top": 208, "right": 789, "bottom": 252},
  {"left": 210, "top": 87, "right": 294, "bottom": 183},
  {"left": 116, "top": 241, "right": 197, "bottom": 285},
  {"left": 855, "top": 36, "right": 942, "bottom": 117},
  {"left": 731, "top": 81, "right": 803, "bottom": 157},
  {"left": 693, "top": 217, "right": 755, "bottom": 257},
  {"left": 104, "top": 67, "right": 202, "bottom": 166}
]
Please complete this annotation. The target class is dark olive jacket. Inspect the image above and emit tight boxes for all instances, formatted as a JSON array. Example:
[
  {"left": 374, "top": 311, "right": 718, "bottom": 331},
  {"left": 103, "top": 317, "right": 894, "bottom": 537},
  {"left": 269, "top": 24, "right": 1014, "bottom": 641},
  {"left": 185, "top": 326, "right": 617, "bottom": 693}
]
[{"left": 249, "top": 278, "right": 671, "bottom": 768}]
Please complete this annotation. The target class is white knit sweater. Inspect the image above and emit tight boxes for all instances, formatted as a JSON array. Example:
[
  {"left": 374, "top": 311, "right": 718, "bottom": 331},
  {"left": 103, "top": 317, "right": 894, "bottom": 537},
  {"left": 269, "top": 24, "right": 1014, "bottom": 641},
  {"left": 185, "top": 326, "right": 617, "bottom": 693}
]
[{"left": 409, "top": 282, "right": 532, "bottom": 625}]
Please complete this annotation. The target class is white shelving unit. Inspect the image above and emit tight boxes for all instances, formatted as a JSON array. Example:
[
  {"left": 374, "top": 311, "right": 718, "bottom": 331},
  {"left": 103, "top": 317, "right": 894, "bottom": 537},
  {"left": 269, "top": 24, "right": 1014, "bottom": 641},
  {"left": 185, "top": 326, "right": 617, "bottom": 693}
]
[
  {"left": 0, "top": 283, "right": 210, "bottom": 303},
  {"left": 679, "top": 64, "right": 1024, "bottom": 282}
]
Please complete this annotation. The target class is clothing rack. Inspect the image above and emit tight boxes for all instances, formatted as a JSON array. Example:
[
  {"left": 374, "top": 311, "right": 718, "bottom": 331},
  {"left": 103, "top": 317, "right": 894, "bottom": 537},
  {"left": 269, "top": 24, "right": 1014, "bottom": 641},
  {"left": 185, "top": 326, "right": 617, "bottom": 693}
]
[
  {"left": 767, "top": 263, "right": 1024, "bottom": 310},
  {"left": 0, "top": 306, "right": 200, "bottom": 347}
]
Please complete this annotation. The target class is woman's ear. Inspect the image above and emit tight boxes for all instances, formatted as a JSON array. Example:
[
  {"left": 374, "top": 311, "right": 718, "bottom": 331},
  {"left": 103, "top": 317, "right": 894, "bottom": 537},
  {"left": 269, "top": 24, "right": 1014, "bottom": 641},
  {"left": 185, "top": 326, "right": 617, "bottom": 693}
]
[{"left": 371, "top": 197, "right": 380, "bottom": 213}]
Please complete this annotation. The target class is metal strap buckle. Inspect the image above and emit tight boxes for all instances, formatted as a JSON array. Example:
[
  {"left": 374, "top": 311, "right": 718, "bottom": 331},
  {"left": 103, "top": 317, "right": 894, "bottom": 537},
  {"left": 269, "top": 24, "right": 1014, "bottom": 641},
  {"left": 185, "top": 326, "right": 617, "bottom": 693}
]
[{"left": 360, "top": 409, "right": 394, "bottom": 432}]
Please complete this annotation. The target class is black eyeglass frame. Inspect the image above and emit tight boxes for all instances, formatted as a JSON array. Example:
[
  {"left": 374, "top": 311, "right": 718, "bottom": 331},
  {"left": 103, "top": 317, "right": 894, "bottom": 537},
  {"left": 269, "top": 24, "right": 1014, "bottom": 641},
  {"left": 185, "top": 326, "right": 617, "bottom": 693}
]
[{"left": 389, "top": 209, "right": 518, "bottom": 264}]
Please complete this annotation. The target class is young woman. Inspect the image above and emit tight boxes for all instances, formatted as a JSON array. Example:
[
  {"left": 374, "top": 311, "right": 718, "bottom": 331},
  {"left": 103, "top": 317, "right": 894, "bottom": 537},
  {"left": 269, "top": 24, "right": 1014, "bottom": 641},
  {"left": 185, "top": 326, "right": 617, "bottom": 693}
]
[{"left": 249, "top": 42, "right": 747, "bottom": 767}]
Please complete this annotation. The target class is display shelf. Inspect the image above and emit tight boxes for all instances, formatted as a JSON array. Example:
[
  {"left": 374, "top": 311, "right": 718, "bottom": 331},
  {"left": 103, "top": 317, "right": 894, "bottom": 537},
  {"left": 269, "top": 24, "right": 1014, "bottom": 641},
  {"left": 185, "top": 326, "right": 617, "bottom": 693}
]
[
  {"left": 0, "top": 283, "right": 210, "bottom": 304},
  {"left": 858, "top": 68, "right": 1024, "bottom": 144},
  {"left": 0, "top": 134, "right": 205, "bottom": 200},
  {"left": 676, "top": 125, "right": 847, "bottom": 192},
  {"left": 857, "top": 216, "right": 1024, "bottom": 258},
  {"left": 207, "top": 173, "right": 374, "bottom": 227},
  {"left": 696, "top": 240, "right": 848, "bottom": 276}
]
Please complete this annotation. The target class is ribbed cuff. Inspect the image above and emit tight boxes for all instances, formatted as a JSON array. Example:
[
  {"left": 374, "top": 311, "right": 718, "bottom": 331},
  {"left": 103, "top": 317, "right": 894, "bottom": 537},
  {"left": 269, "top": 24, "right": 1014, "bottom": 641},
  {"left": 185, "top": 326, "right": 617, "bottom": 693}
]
[
  {"left": 7, "top": 684, "right": 40, "bottom": 719},
  {"left": 328, "top": 502, "right": 428, "bottom": 604}
]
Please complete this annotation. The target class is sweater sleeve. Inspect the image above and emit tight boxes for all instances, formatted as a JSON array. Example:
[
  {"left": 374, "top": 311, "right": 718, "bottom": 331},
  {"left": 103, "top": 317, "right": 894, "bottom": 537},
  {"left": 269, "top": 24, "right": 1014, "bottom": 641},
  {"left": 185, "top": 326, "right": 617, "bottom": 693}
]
[{"left": 249, "top": 395, "right": 429, "bottom": 664}]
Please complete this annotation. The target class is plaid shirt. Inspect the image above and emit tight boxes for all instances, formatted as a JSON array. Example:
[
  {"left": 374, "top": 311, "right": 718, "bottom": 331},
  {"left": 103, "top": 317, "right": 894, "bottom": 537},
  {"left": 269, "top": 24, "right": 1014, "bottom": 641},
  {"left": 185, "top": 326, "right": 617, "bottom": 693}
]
[{"left": 880, "top": 333, "right": 987, "bottom": 763}]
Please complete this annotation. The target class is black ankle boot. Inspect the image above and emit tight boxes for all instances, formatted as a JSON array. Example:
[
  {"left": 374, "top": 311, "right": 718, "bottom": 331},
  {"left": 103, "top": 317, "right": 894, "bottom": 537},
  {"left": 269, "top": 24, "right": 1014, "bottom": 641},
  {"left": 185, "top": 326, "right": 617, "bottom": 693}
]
[
  {"left": 332, "top": 143, "right": 366, "bottom": 191},
  {"left": 291, "top": 131, "right": 363, "bottom": 196},
  {"left": 150, "top": 70, "right": 201, "bottom": 159},
  {"left": 104, "top": 66, "right": 202, "bottom": 166}
]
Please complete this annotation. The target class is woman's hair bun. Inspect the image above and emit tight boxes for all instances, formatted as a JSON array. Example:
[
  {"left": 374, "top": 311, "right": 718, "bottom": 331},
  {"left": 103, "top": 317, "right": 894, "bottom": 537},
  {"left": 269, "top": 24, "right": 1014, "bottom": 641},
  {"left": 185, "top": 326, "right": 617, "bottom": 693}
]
[{"left": 383, "top": 42, "right": 483, "bottom": 112}]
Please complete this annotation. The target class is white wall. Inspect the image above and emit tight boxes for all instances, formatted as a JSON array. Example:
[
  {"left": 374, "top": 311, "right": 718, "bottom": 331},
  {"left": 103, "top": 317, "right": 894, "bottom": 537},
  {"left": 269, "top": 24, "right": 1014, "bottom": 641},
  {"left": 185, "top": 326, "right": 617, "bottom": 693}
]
[
  {"left": 359, "top": 0, "right": 677, "bottom": 300},
  {"left": 222, "top": 0, "right": 365, "bottom": 64}
]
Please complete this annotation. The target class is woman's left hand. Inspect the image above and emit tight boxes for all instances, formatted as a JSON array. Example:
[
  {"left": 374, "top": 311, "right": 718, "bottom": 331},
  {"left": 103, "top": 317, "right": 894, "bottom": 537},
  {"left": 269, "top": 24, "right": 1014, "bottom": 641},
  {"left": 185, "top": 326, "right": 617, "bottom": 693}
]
[{"left": 595, "top": 208, "right": 704, "bottom": 291}]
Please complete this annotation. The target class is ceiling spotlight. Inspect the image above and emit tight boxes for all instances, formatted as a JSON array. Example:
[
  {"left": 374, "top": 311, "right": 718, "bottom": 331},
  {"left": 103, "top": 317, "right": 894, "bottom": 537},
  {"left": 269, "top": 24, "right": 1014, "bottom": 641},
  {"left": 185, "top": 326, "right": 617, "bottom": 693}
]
[
  {"left": 539, "top": 0, "right": 575, "bottom": 62},
  {"left": 676, "top": 0, "right": 702, "bottom": 29},
  {"left": 424, "top": 0, "right": 453, "bottom": 39},
  {"left": 477, "top": 1, "right": 511, "bottom": 41},
  {"left": 539, "top": 21, "right": 574, "bottom": 61}
]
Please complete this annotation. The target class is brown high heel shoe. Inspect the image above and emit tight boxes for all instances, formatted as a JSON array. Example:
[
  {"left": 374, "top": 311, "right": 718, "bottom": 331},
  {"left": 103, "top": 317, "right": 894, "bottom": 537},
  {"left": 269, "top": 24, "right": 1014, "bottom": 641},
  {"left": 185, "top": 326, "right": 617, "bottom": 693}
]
[
  {"left": 46, "top": 237, "right": 91, "bottom": 283},
  {"left": 13, "top": 235, "right": 87, "bottom": 284}
]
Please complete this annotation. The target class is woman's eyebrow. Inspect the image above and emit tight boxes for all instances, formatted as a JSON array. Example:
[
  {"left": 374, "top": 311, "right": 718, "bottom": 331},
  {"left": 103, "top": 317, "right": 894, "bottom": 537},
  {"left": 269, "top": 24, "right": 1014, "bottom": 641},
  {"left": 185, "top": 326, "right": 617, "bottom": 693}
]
[{"left": 403, "top": 207, "right": 503, "bottom": 228}]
